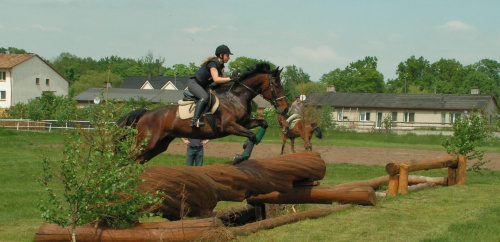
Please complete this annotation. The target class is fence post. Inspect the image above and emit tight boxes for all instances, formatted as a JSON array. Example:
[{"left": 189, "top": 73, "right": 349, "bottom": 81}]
[
  {"left": 398, "top": 164, "right": 409, "bottom": 195},
  {"left": 456, "top": 155, "right": 467, "bottom": 185}
]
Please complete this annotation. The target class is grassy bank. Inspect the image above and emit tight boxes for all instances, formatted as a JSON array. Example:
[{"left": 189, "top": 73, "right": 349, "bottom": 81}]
[{"left": 0, "top": 128, "right": 499, "bottom": 241}]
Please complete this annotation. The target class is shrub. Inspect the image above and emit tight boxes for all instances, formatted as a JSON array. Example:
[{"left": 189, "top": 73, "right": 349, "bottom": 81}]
[
  {"left": 442, "top": 112, "right": 492, "bottom": 171},
  {"left": 39, "top": 103, "right": 162, "bottom": 241}
]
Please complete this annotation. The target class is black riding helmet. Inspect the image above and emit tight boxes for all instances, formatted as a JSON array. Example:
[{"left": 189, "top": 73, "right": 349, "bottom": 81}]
[{"left": 215, "top": 45, "right": 233, "bottom": 57}]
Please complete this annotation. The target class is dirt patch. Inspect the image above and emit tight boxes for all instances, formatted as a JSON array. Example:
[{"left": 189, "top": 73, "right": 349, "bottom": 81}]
[{"left": 167, "top": 142, "right": 500, "bottom": 170}]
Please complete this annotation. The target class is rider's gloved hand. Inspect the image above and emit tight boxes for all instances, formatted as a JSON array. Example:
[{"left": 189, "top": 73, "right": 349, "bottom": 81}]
[{"left": 230, "top": 76, "right": 239, "bottom": 82}]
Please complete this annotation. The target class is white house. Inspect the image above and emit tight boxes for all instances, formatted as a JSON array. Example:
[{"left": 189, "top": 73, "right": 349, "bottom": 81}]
[
  {"left": 306, "top": 92, "right": 499, "bottom": 131},
  {"left": 0, "top": 53, "right": 69, "bottom": 110}
]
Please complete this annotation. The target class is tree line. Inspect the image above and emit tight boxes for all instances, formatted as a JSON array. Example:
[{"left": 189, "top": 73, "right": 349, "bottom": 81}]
[{"left": 3, "top": 46, "right": 499, "bottom": 100}]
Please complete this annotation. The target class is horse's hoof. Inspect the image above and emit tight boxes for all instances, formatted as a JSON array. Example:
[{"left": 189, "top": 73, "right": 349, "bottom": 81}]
[{"left": 233, "top": 155, "right": 244, "bottom": 165}]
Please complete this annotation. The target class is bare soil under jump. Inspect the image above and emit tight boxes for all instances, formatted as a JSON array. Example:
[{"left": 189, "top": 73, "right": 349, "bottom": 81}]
[{"left": 167, "top": 142, "right": 500, "bottom": 170}]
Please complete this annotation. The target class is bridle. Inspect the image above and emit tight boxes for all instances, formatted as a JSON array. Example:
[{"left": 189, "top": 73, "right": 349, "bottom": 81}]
[{"left": 236, "top": 73, "right": 286, "bottom": 110}]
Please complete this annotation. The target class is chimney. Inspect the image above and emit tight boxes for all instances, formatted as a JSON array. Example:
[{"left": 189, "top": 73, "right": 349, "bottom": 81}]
[
  {"left": 471, "top": 88, "right": 480, "bottom": 95},
  {"left": 148, "top": 73, "right": 153, "bottom": 81},
  {"left": 327, "top": 85, "right": 336, "bottom": 93}
]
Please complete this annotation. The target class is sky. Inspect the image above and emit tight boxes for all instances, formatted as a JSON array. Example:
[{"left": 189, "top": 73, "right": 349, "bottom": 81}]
[{"left": 3, "top": 0, "right": 500, "bottom": 81}]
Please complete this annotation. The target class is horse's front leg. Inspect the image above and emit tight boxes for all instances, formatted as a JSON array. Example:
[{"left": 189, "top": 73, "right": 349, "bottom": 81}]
[
  {"left": 225, "top": 122, "right": 258, "bottom": 143},
  {"left": 246, "top": 119, "right": 268, "bottom": 129}
]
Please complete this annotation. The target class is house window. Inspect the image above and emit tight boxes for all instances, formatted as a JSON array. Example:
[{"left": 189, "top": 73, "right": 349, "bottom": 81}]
[
  {"left": 404, "top": 112, "right": 415, "bottom": 123},
  {"left": 0, "top": 71, "right": 6, "bottom": 81},
  {"left": 337, "top": 111, "right": 343, "bottom": 121},
  {"left": 360, "top": 111, "right": 370, "bottom": 121},
  {"left": 441, "top": 112, "right": 447, "bottom": 124},
  {"left": 450, "top": 113, "right": 462, "bottom": 124},
  {"left": 46, "top": 79, "right": 50, "bottom": 86},
  {"left": 391, "top": 111, "right": 398, "bottom": 127},
  {"left": 0, "top": 91, "right": 6, "bottom": 100},
  {"left": 36, "top": 78, "right": 40, "bottom": 85}
]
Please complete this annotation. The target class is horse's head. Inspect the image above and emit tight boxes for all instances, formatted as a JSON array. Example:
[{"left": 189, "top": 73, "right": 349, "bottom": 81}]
[
  {"left": 259, "top": 66, "right": 289, "bottom": 115},
  {"left": 237, "top": 63, "right": 289, "bottom": 115}
]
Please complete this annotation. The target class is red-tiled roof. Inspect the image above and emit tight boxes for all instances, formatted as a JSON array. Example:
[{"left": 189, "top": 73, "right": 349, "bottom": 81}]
[
  {"left": 0, "top": 53, "right": 35, "bottom": 69},
  {"left": 0, "top": 53, "right": 70, "bottom": 84}
]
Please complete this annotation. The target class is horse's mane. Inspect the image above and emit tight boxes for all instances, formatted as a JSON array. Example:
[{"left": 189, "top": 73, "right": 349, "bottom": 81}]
[{"left": 213, "top": 63, "right": 273, "bottom": 94}]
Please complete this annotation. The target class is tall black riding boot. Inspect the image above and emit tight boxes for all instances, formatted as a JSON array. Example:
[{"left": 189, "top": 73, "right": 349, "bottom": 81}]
[{"left": 190, "top": 98, "right": 207, "bottom": 127}]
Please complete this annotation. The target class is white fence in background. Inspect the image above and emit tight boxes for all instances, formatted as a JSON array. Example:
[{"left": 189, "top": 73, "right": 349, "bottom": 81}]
[{"left": 0, "top": 119, "right": 94, "bottom": 132}]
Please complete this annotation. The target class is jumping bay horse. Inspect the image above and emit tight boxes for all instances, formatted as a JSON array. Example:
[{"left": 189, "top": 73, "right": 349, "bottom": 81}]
[
  {"left": 118, "top": 63, "right": 289, "bottom": 163},
  {"left": 278, "top": 114, "right": 322, "bottom": 154}
]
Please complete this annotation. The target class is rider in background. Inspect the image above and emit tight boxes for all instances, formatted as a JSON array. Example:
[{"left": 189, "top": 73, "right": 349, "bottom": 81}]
[
  {"left": 188, "top": 44, "right": 237, "bottom": 128},
  {"left": 284, "top": 95, "right": 303, "bottom": 134}
]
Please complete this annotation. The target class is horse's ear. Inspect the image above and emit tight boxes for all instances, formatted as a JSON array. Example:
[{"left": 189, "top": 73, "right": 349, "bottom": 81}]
[{"left": 273, "top": 66, "right": 282, "bottom": 76}]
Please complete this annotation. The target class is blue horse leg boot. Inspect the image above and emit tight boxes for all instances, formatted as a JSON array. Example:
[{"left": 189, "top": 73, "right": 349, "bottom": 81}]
[
  {"left": 233, "top": 140, "right": 255, "bottom": 165},
  {"left": 233, "top": 128, "right": 266, "bottom": 165}
]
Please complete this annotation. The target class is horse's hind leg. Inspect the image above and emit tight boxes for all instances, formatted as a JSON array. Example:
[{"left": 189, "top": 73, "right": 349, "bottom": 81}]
[
  {"left": 290, "top": 138, "right": 296, "bottom": 153},
  {"left": 303, "top": 136, "right": 312, "bottom": 151},
  {"left": 138, "top": 136, "right": 175, "bottom": 164}
]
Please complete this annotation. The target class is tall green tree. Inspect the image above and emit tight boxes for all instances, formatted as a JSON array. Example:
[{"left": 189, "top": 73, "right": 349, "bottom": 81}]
[
  {"left": 69, "top": 70, "right": 123, "bottom": 97},
  {"left": 320, "top": 56, "right": 384, "bottom": 93},
  {"left": 281, "top": 65, "right": 311, "bottom": 100},
  {"left": 164, "top": 63, "right": 197, "bottom": 76},
  {"left": 387, "top": 56, "right": 434, "bottom": 93},
  {"left": 139, "top": 51, "right": 166, "bottom": 76},
  {"left": 467, "top": 59, "right": 500, "bottom": 98},
  {"left": 430, "top": 58, "right": 464, "bottom": 94},
  {"left": 0, "top": 47, "right": 27, "bottom": 54}
]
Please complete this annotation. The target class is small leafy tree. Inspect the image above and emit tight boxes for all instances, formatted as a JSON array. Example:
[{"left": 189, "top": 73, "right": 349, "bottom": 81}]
[
  {"left": 382, "top": 114, "right": 394, "bottom": 133},
  {"left": 39, "top": 103, "right": 162, "bottom": 242},
  {"left": 442, "top": 112, "right": 492, "bottom": 171},
  {"left": 261, "top": 107, "right": 280, "bottom": 128},
  {"left": 319, "top": 105, "right": 336, "bottom": 131}
]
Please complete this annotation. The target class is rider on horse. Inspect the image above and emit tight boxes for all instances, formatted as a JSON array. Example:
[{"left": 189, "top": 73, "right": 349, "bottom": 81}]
[
  {"left": 283, "top": 95, "right": 303, "bottom": 134},
  {"left": 187, "top": 44, "right": 239, "bottom": 128}
]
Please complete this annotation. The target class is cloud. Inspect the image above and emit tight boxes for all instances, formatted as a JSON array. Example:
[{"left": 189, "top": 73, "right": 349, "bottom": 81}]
[
  {"left": 30, "top": 24, "right": 62, "bottom": 33},
  {"left": 290, "top": 45, "right": 339, "bottom": 62},
  {"left": 182, "top": 25, "right": 218, "bottom": 34},
  {"left": 435, "top": 20, "right": 475, "bottom": 32}
]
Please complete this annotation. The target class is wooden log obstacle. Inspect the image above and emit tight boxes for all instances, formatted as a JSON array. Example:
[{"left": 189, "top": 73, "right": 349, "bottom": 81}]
[
  {"left": 385, "top": 153, "right": 467, "bottom": 196},
  {"left": 34, "top": 151, "right": 371, "bottom": 241}
]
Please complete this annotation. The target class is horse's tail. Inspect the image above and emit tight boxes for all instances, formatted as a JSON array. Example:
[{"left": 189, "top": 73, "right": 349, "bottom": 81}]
[
  {"left": 311, "top": 123, "right": 323, "bottom": 139},
  {"left": 116, "top": 108, "right": 148, "bottom": 129}
]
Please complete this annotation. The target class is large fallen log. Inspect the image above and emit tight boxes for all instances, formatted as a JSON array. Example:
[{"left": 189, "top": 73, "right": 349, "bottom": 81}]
[
  {"left": 246, "top": 185, "right": 377, "bottom": 206},
  {"left": 138, "top": 151, "right": 326, "bottom": 220},
  {"left": 34, "top": 218, "right": 225, "bottom": 242}
]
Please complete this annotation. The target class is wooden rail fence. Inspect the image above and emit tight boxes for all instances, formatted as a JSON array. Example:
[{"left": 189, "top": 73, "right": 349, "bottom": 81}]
[{"left": 385, "top": 153, "right": 467, "bottom": 196}]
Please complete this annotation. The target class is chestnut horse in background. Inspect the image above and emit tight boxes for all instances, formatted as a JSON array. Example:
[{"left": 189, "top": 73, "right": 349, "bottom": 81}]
[
  {"left": 117, "top": 63, "right": 289, "bottom": 163},
  {"left": 278, "top": 114, "right": 322, "bottom": 154}
]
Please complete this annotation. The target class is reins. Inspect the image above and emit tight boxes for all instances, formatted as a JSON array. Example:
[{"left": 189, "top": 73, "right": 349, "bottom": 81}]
[{"left": 233, "top": 74, "right": 286, "bottom": 109}]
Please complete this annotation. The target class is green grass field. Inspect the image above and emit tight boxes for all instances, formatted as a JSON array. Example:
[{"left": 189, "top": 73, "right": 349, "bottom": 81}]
[{"left": 0, "top": 128, "right": 499, "bottom": 241}]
